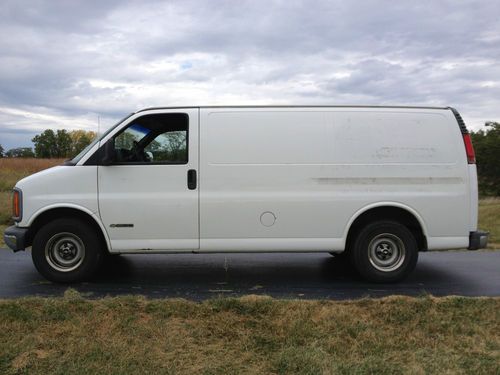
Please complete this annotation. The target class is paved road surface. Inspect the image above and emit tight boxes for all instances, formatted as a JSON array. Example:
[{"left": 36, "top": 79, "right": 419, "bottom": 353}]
[{"left": 0, "top": 249, "right": 498, "bottom": 300}]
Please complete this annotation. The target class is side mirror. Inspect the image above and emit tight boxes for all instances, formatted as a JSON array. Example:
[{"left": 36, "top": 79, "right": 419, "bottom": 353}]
[{"left": 101, "top": 139, "right": 116, "bottom": 166}]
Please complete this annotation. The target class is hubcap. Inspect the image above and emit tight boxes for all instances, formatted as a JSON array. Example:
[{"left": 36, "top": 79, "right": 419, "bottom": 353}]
[
  {"left": 45, "top": 232, "right": 85, "bottom": 272},
  {"left": 368, "top": 233, "right": 406, "bottom": 272}
]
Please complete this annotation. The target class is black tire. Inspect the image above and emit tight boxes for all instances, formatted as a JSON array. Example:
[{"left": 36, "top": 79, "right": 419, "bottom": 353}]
[
  {"left": 329, "top": 251, "right": 349, "bottom": 260},
  {"left": 350, "top": 220, "right": 418, "bottom": 283},
  {"left": 31, "top": 218, "right": 104, "bottom": 283}
]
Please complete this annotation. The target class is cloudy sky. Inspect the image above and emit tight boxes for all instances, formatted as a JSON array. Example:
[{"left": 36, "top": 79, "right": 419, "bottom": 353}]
[{"left": 0, "top": 0, "right": 499, "bottom": 150}]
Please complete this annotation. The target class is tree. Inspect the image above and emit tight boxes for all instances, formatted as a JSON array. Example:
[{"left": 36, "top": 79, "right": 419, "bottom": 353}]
[
  {"left": 0, "top": 144, "right": 4, "bottom": 158},
  {"left": 165, "top": 131, "right": 187, "bottom": 161},
  {"left": 471, "top": 122, "right": 500, "bottom": 196},
  {"left": 5, "top": 147, "right": 35, "bottom": 158},
  {"left": 32, "top": 129, "right": 95, "bottom": 158},
  {"left": 69, "top": 130, "right": 96, "bottom": 156},
  {"left": 32, "top": 129, "right": 56, "bottom": 158},
  {"left": 55, "top": 129, "right": 72, "bottom": 158},
  {"left": 144, "top": 131, "right": 187, "bottom": 162}
]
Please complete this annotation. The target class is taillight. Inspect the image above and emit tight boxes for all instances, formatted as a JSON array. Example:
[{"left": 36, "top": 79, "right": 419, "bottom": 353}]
[
  {"left": 12, "top": 189, "right": 21, "bottom": 220},
  {"left": 462, "top": 133, "right": 476, "bottom": 164},
  {"left": 449, "top": 107, "right": 476, "bottom": 164}
]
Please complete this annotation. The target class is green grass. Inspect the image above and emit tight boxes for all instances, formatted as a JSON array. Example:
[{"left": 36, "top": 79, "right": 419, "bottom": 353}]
[
  {"left": 0, "top": 293, "right": 498, "bottom": 374},
  {"left": 0, "top": 225, "right": 6, "bottom": 247},
  {"left": 479, "top": 198, "right": 500, "bottom": 247}
]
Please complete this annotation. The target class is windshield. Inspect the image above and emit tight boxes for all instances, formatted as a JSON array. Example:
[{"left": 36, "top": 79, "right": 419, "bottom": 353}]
[{"left": 70, "top": 113, "right": 134, "bottom": 164}]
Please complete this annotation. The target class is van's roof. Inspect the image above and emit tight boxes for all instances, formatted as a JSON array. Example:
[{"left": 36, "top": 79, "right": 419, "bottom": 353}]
[{"left": 136, "top": 105, "right": 451, "bottom": 113}]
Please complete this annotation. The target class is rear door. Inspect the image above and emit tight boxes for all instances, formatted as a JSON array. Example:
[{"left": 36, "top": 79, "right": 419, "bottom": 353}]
[{"left": 98, "top": 108, "right": 199, "bottom": 251}]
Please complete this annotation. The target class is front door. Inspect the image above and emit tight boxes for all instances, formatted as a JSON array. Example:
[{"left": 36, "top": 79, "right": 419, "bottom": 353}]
[{"left": 98, "top": 109, "right": 199, "bottom": 252}]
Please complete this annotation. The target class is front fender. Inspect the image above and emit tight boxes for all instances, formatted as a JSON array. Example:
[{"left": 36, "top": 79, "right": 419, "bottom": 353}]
[{"left": 25, "top": 204, "right": 111, "bottom": 251}]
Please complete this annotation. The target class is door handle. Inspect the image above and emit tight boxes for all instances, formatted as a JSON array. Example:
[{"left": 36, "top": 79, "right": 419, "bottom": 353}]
[{"left": 187, "top": 169, "right": 197, "bottom": 190}]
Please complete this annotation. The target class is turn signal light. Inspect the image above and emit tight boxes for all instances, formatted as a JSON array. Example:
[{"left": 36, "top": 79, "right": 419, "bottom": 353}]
[{"left": 12, "top": 190, "right": 21, "bottom": 220}]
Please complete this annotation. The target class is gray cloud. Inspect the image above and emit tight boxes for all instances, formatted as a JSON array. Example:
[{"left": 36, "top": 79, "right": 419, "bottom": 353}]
[{"left": 0, "top": 0, "right": 499, "bottom": 149}]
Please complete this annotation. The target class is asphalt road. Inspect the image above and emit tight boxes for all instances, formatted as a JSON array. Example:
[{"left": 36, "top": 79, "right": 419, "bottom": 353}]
[{"left": 0, "top": 249, "right": 499, "bottom": 300}]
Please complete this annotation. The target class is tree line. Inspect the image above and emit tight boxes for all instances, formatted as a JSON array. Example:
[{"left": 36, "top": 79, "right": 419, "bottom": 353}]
[
  {"left": 0, "top": 129, "right": 96, "bottom": 159},
  {"left": 0, "top": 123, "right": 499, "bottom": 196},
  {"left": 471, "top": 122, "right": 500, "bottom": 196}
]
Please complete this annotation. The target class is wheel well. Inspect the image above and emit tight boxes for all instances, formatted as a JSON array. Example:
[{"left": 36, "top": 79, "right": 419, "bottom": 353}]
[
  {"left": 26, "top": 208, "right": 109, "bottom": 252},
  {"left": 345, "top": 206, "right": 427, "bottom": 253}
]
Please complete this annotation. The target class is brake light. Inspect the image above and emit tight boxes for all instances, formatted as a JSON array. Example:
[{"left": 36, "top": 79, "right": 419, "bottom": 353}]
[
  {"left": 462, "top": 133, "right": 476, "bottom": 164},
  {"left": 12, "top": 190, "right": 21, "bottom": 219},
  {"left": 449, "top": 107, "right": 475, "bottom": 164}
]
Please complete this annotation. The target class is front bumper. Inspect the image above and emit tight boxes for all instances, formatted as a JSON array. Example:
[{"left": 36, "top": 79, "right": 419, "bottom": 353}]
[
  {"left": 3, "top": 225, "right": 29, "bottom": 252},
  {"left": 468, "top": 230, "right": 489, "bottom": 250}
]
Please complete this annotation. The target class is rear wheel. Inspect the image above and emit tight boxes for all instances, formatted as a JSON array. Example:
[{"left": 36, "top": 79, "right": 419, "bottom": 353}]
[
  {"left": 32, "top": 218, "right": 104, "bottom": 283},
  {"left": 350, "top": 221, "right": 418, "bottom": 282}
]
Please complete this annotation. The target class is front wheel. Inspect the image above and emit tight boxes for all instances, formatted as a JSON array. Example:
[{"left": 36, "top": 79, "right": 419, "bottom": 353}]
[
  {"left": 32, "top": 218, "right": 104, "bottom": 283},
  {"left": 350, "top": 221, "right": 418, "bottom": 283}
]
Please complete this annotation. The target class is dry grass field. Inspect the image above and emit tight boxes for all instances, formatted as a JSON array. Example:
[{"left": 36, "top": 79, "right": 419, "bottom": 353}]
[
  {"left": 0, "top": 292, "right": 498, "bottom": 375},
  {"left": 0, "top": 158, "right": 64, "bottom": 193},
  {"left": 0, "top": 158, "right": 64, "bottom": 245}
]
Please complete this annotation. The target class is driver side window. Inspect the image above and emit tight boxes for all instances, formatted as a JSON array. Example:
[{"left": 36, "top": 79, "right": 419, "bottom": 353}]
[{"left": 113, "top": 113, "right": 188, "bottom": 164}]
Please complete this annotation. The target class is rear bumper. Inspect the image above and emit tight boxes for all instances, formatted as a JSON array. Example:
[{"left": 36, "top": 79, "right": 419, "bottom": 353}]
[
  {"left": 3, "top": 225, "right": 29, "bottom": 252},
  {"left": 468, "top": 231, "right": 489, "bottom": 250}
]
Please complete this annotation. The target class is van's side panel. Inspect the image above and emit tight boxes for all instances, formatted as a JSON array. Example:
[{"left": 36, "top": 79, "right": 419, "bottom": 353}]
[{"left": 199, "top": 107, "right": 469, "bottom": 252}]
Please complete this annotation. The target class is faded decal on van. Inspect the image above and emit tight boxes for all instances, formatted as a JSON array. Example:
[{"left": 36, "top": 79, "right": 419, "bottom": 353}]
[{"left": 312, "top": 177, "right": 463, "bottom": 185}]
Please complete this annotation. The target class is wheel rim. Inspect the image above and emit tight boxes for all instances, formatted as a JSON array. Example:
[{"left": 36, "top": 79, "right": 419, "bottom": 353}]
[
  {"left": 368, "top": 233, "right": 406, "bottom": 272},
  {"left": 45, "top": 232, "right": 85, "bottom": 272}
]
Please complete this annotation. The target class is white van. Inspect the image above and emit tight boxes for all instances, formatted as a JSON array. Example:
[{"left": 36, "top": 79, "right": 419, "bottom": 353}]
[{"left": 4, "top": 106, "right": 488, "bottom": 283}]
